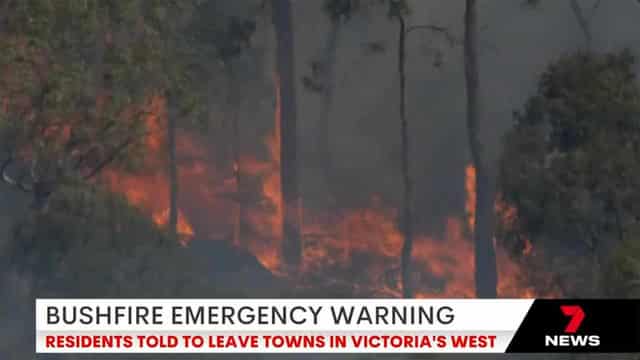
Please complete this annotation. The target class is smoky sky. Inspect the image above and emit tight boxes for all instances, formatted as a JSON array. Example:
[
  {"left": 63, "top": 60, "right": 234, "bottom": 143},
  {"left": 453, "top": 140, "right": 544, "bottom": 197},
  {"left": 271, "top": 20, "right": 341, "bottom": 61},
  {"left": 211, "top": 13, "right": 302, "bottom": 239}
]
[
  {"left": 3, "top": 0, "right": 639, "bottom": 242},
  {"left": 269, "top": 0, "right": 640, "bottom": 236}
]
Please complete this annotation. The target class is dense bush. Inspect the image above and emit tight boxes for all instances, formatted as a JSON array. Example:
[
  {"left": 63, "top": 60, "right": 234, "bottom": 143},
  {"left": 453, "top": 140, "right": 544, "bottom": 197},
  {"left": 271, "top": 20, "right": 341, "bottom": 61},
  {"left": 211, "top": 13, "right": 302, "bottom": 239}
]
[{"left": 499, "top": 50, "right": 640, "bottom": 296}]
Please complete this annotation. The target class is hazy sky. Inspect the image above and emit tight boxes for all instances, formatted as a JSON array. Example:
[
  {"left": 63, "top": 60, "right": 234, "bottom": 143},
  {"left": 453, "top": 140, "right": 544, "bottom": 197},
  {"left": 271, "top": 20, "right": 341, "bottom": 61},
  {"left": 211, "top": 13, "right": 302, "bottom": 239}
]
[{"left": 282, "top": 0, "right": 640, "bottom": 234}]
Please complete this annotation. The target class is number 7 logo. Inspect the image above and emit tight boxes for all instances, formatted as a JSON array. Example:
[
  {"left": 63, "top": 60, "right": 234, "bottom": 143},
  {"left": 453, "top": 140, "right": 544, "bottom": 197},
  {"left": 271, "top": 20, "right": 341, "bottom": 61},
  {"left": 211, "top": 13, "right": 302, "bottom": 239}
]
[{"left": 560, "top": 305, "right": 585, "bottom": 334}]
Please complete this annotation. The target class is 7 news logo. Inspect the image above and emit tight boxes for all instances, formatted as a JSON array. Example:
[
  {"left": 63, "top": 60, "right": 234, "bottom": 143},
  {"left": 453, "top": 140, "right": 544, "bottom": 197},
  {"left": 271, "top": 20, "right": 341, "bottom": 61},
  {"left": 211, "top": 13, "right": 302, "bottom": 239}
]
[{"left": 544, "top": 305, "right": 600, "bottom": 348}]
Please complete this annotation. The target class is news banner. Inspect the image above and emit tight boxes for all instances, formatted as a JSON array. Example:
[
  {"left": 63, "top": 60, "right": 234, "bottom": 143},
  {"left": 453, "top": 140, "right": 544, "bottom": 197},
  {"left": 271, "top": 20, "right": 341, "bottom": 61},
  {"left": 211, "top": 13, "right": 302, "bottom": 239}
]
[{"left": 36, "top": 299, "right": 640, "bottom": 353}]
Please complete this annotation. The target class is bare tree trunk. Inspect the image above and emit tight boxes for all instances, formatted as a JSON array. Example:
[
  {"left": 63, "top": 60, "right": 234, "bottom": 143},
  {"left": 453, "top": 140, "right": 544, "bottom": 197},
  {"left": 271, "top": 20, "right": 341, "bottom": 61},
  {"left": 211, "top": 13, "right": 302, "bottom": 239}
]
[
  {"left": 317, "top": 19, "right": 341, "bottom": 205},
  {"left": 464, "top": 0, "right": 497, "bottom": 298},
  {"left": 227, "top": 66, "right": 246, "bottom": 248},
  {"left": 397, "top": 15, "right": 414, "bottom": 299},
  {"left": 0, "top": 1, "right": 10, "bottom": 34},
  {"left": 570, "top": 0, "right": 593, "bottom": 51},
  {"left": 273, "top": 0, "right": 302, "bottom": 271},
  {"left": 167, "top": 94, "right": 178, "bottom": 240},
  {"left": 231, "top": 108, "right": 245, "bottom": 247}
]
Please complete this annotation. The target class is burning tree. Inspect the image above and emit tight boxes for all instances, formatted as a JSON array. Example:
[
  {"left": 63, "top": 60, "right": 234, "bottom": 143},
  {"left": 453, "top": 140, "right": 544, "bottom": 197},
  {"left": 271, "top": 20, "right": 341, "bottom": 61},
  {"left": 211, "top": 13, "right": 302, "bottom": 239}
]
[
  {"left": 272, "top": 0, "right": 302, "bottom": 271},
  {"left": 0, "top": 1, "right": 165, "bottom": 210},
  {"left": 308, "top": 0, "right": 456, "bottom": 298},
  {"left": 147, "top": 1, "right": 256, "bottom": 239},
  {"left": 206, "top": 8, "right": 259, "bottom": 248},
  {"left": 464, "top": 0, "right": 498, "bottom": 298}
]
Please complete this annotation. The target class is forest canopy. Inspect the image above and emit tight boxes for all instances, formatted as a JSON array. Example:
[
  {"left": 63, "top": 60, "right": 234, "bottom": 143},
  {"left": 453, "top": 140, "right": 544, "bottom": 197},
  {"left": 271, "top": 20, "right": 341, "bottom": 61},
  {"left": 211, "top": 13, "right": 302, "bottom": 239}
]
[{"left": 499, "top": 50, "right": 640, "bottom": 296}]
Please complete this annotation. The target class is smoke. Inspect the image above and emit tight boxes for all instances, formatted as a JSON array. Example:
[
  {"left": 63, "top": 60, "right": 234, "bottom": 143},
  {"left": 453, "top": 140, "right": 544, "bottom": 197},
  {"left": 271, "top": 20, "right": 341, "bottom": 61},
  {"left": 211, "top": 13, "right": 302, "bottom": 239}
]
[
  {"left": 289, "top": 0, "right": 640, "bottom": 235},
  {"left": 2, "top": 0, "right": 640, "bottom": 358}
]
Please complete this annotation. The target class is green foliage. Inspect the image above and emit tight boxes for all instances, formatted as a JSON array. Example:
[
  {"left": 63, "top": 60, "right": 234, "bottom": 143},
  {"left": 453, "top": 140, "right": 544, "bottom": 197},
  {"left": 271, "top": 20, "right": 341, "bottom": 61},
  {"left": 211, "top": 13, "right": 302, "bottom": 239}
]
[
  {"left": 539, "top": 50, "right": 640, "bottom": 151},
  {"left": 8, "top": 184, "right": 161, "bottom": 292},
  {"left": 605, "top": 236, "right": 640, "bottom": 297},
  {"left": 0, "top": 0, "right": 257, "bottom": 202},
  {"left": 141, "top": 0, "right": 256, "bottom": 129},
  {"left": 499, "top": 50, "right": 640, "bottom": 295},
  {"left": 3, "top": 182, "right": 232, "bottom": 299},
  {"left": 0, "top": 183, "right": 248, "bottom": 358},
  {"left": 0, "top": 0, "right": 167, "bottom": 202}
]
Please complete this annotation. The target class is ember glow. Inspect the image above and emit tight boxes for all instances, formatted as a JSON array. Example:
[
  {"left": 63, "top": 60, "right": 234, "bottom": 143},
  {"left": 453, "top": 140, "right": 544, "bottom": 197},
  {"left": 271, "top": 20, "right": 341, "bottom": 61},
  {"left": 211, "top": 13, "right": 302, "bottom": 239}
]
[
  {"left": 101, "top": 91, "right": 559, "bottom": 298},
  {"left": 247, "top": 74, "right": 284, "bottom": 269},
  {"left": 102, "top": 96, "right": 198, "bottom": 244},
  {"left": 465, "top": 164, "right": 476, "bottom": 233}
]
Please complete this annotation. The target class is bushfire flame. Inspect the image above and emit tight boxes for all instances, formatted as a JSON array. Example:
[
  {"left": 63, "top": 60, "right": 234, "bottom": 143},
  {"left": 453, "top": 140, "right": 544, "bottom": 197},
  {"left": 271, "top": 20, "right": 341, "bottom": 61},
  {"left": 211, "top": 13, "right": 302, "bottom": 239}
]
[
  {"left": 102, "top": 96, "right": 196, "bottom": 243},
  {"left": 102, "top": 89, "right": 559, "bottom": 298},
  {"left": 465, "top": 164, "right": 476, "bottom": 233}
]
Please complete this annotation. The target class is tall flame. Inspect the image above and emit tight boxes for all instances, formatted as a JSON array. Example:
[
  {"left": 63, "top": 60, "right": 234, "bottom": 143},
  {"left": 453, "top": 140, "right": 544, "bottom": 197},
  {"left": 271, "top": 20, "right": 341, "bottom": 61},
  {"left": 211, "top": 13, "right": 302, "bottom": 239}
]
[
  {"left": 102, "top": 95, "right": 195, "bottom": 243},
  {"left": 99, "top": 92, "right": 559, "bottom": 298},
  {"left": 242, "top": 74, "right": 284, "bottom": 272},
  {"left": 465, "top": 164, "right": 476, "bottom": 233}
]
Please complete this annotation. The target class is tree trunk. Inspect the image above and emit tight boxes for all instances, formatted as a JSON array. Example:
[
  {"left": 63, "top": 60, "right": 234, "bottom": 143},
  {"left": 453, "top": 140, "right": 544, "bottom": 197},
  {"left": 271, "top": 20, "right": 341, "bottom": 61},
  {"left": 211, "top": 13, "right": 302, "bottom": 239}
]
[
  {"left": 397, "top": 15, "right": 414, "bottom": 299},
  {"left": 0, "top": 1, "right": 10, "bottom": 34},
  {"left": 167, "top": 93, "right": 178, "bottom": 240},
  {"left": 231, "top": 107, "right": 245, "bottom": 247},
  {"left": 273, "top": 0, "right": 302, "bottom": 270},
  {"left": 317, "top": 19, "right": 341, "bottom": 206},
  {"left": 570, "top": 0, "right": 593, "bottom": 51},
  {"left": 464, "top": 0, "right": 498, "bottom": 298},
  {"left": 227, "top": 67, "right": 246, "bottom": 248}
]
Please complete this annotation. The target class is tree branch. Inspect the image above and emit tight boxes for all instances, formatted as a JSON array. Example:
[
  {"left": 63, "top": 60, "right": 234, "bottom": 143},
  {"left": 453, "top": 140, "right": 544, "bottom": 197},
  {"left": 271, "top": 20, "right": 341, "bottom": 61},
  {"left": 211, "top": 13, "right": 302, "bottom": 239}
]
[
  {"left": 72, "top": 105, "right": 151, "bottom": 172},
  {"left": 406, "top": 24, "right": 458, "bottom": 46},
  {"left": 82, "top": 136, "right": 135, "bottom": 180},
  {"left": 1, "top": 155, "right": 33, "bottom": 192},
  {"left": 590, "top": 0, "right": 602, "bottom": 17},
  {"left": 570, "top": 0, "right": 593, "bottom": 50},
  {"left": 69, "top": 121, "right": 116, "bottom": 168}
]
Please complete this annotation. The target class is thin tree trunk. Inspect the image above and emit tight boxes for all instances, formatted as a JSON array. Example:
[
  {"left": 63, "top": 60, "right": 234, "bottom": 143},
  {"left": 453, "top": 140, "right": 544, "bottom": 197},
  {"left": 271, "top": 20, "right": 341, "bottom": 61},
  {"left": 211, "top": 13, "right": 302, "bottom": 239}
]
[
  {"left": 0, "top": 1, "right": 10, "bottom": 34},
  {"left": 227, "top": 66, "right": 245, "bottom": 248},
  {"left": 231, "top": 107, "right": 245, "bottom": 247},
  {"left": 464, "top": 0, "right": 497, "bottom": 298},
  {"left": 318, "top": 19, "right": 341, "bottom": 206},
  {"left": 397, "top": 15, "right": 414, "bottom": 299},
  {"left": 273, "top": 0, "right": 302, "bottom": 270},
  {"left": 167, "top": 93, "right": 178, "bottom": 240},
  {"left": 570, "top": 0, "right": 593, "bottom": 51}
]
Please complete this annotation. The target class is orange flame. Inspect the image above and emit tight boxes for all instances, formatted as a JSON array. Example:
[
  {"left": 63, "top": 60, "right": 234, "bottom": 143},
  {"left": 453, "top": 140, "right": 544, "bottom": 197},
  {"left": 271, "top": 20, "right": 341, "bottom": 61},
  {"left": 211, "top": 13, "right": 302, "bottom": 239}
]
[
  {"left": 465, "top": 164, "right": 476, "bottom": 233},
  {"left": 239, "top": 74, "right": 285, "bottom": 272},
  {"left": 299, "top": 196, "right": 557, "bottom": 298},
  {"left": 102, "top": 95, "right": 197, "bottom": 243},
  {"left": 266, "top": 73, "right": 283, "bottom": 240},
  {"left": 98, "top": 89, "right": 559, "bottom": 298},
  {"left": 152, "top": 209, "right": 195, "bottom": 236}
]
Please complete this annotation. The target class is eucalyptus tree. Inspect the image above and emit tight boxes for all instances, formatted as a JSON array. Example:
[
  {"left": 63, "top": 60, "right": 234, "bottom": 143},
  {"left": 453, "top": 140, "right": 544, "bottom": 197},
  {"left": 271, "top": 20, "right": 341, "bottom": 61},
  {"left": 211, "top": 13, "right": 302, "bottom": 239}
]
[{"left": 0, "top": 0, "right": 166, "bottom": 210}]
